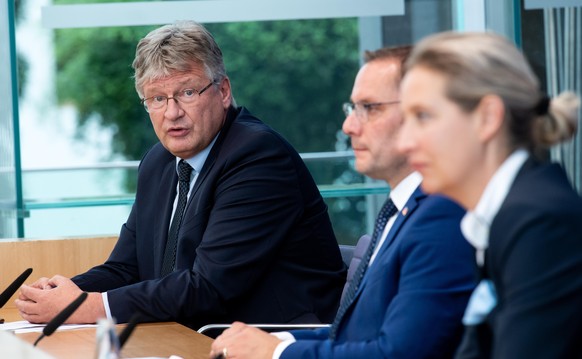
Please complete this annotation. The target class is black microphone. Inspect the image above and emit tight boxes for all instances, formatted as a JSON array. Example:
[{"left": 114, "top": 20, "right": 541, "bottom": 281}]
[
  {"left": 0, "top": 267, "right": 33, "bottom": 309},
  {"left": 33, "top": 291, "right": 88, "bottom": 346},
  {"left": 0, "top": 267, "right": 33, "bottom": 324},
  {"left": 117, "top": 312, "right": 142, "bottom": 349}
]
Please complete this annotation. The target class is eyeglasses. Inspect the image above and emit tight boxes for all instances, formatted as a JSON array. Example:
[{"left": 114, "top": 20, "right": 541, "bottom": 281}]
[
  {"left": 141, "top": 80, "right": 216, "bottom": 113},
  {"left": 342, "top": 100, "right": 400, "bottom": 123}
]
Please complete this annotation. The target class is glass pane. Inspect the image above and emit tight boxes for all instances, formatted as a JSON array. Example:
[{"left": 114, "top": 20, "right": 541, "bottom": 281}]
[
  {"left": 0, "top": 1, "right": 19, "bottom": 239},
  {"left": 11, "top": 0, "right": 455, "bottom": 243},
  {"left": 15, "top": 2, "right": 365, "bottom": 240},
  {"left": 521, "top": 4, "right": 582, "bottom": 193},
  {"left": 544, "top": 6, "right": 582, "bottom": 193}
]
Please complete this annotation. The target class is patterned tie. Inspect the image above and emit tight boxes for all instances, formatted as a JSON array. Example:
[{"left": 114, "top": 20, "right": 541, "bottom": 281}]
[
  {"left": 161, "top": 160, "right": 193, "bottom": 276},
  {"left": 329, "top": 197, "right": 398, "bottom": 340}
]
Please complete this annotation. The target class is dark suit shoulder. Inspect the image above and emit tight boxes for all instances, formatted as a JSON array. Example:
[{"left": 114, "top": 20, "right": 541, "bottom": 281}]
[
  {"left": 138, "top": 142, "right": 174, "bottom": 172},
  {"left": 223, "top": 107, "right": 301, "bottom": 159},
  {"left": 494, "top": 161, "right": 582, "bottom": 229},
  {"left": 395, "top": 191, "right": 470, "bottom": 260},
  {"left": 412, "top": 192, "right": 466, "bottom": 221},
  {"left": 512, "top": 160, "right": 580, "bottom": 203},
  {"left": 212, "top": 108, "right": 311, "bottom": 187}
]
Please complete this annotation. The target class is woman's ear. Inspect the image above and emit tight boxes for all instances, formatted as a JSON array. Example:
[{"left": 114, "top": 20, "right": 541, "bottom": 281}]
[{"left": 475, "top": 94, "right": 506, "bottom": 143}]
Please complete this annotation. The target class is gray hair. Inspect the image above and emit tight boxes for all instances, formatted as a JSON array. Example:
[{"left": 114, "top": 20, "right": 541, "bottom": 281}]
[
  {"left": 132, "top": 21, "right": 227, "bottom": 98},
  {"left": 405, "top": 31, "right": 580, "bottom": 151}
]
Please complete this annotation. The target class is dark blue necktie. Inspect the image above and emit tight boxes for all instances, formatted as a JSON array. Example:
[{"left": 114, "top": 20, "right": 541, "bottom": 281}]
[
  {"left": 329, "top": 197, "right": 398, "bottom": 340},
  {"left": 161, "top": 160, "right": 193, "bottom": 276}
]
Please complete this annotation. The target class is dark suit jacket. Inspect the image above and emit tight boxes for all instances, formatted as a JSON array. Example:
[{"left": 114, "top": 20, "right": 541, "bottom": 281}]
[
  {"left": 72, "top": 106, "right": 346, "bottom": 329},
  {"left": 283, "top": 187, "right": 476, "bottom": 359},
  {"left": 456, "top": 158, "right": 582, "bottom": 358}
]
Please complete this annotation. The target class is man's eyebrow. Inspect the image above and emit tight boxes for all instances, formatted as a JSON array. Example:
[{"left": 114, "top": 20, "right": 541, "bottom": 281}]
[
  {"left": 144, "top": 78, "right": 200, "bottom": 95},
  {"left": 176, "top": 78, "right": 197, "bottom": 86}
]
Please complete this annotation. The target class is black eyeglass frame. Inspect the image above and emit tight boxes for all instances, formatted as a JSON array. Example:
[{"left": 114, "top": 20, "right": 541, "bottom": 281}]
[{"left": 140, "top": 80, "right": 216, "bottom": 113}]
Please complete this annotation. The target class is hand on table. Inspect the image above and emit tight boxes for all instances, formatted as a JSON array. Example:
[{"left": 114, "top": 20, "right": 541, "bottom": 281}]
[
  {"left": 15, "top": 275, "right": 104, "bottom": 324},
  {"left": 210, "top": 321, "right": 282, "bottom": 359}
]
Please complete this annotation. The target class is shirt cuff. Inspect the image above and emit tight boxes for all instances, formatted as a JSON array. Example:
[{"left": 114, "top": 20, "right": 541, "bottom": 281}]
[
  {"left": 101, "top": 292, "right": 113, "bottom": 321},
  {"left": 271, "top": 331, "right": 295, "bottom": 341},
  {"left": 271, "top": 332, "right": 296, "bottom": 359}
]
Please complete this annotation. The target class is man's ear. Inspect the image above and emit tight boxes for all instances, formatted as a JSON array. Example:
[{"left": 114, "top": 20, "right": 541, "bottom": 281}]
[
  {"left": 475, "top": 94, "right": 506, "bottom": 143},
  {"left": 218, "top": 77, "right": 232, "bottom": 108}
]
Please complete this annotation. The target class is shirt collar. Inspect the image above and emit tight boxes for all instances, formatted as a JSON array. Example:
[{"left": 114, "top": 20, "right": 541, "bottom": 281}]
[
  {"left": 390, "top": 171, "right": 422, "bottom": 211},
  {"left": 461, "top": 148, "right": 529, "bottom": 265},
  {"left": 176, "top": 132, "right": 220, "bottom": 175}
]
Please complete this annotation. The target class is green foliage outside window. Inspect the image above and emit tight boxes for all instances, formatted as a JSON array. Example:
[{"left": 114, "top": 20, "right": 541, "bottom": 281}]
[
  {"left": 51, "top": 1, "right": 364, "bottom": 243},
  {"left": 54, "top": 18, "right": 359, "bottom": 158}
]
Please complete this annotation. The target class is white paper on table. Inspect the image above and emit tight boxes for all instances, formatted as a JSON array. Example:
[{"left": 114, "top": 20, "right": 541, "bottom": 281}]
[{"left": 0, "top": 320, "right": 97, "bottom": 333}]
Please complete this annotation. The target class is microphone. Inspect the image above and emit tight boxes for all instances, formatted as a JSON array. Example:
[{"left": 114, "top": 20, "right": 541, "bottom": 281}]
[
  {"left": 0, "top": 267, "right": 33, "bottom": 324},
  {"left": 0, "top": 267, "right": 33, "bottom": 309},
  {"left": 117, "top": 312, "right": 142, "bottom": 349},
  {"left": 33, "top": 291, "right": 88, "bottom": 346}
]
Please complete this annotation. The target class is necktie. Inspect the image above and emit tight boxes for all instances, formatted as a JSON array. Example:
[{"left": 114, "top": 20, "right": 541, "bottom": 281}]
[
  {"left": 161, "top": 160, "right": 193, "bottom": 276},
  {"left": 329, "top": 197, "right": 398, "bottom": 340}
]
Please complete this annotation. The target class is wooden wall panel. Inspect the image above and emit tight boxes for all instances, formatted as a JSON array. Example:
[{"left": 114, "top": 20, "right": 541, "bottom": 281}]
[{"left": 0, "top": 236, "right": 117, "bottom": 312}]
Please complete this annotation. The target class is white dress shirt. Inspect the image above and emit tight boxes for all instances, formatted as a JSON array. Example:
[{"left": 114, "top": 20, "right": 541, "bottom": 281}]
[
  {"left": 460, "top": 149, "right": 528, "bottom": 265},
  {"left": 460, "top": 148, "right": 528, "bottom": 325}
]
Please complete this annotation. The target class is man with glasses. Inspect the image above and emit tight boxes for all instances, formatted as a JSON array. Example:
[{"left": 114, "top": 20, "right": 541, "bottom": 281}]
[
  {"left": 210, "top": 46, "right": 476, "bottom": 359},
  {"left": 16, "top": 21, "right": 346, "bottom": 330}
]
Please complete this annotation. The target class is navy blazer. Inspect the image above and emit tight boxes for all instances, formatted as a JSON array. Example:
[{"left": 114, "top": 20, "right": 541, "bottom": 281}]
[
  {"left": 456, "top": 158, "right": 582, "bottom": 358},
  {"left": 284, "top": 187, "right": 476, "bottom": 359},
  {"left": 72, "top": 107, "right": 346, "bottom": 329}
]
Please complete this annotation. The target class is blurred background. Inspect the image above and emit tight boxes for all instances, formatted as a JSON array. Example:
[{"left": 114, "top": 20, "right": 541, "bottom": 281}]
[{"left": 1, "top": 0, "right": 580, "bottom": 244}]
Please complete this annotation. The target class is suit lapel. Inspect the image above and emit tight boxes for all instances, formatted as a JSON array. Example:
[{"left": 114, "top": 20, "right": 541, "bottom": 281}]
[
  {"left": 154, "top": 160, "right": 179, "bottom": 275},
  {"left": 188, "top": 149, "right": 216, "bottom": 205},
  {"left": 379, "top": 186, "right": 425, "bottom": 252},
  {"left": 186, "top": 106, "right": 238, "bottom": 208},
  {"left": 354, "top": 186, "right": 427, "bottom": 295}
]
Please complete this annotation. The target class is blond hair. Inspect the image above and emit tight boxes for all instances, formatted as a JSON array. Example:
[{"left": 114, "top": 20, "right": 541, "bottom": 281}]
[{"left": 406, "top": 31, "right": 580, "bottom": 151}]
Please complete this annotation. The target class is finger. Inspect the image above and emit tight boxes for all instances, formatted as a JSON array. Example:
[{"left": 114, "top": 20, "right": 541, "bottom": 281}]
[
  {"left": 211, "top": 336, "right": 225, "bottom": 353},
  {"left": 15, "top": 298, "right": 37, "bottom": 315},
  {"left": 39, "top": 278, "right": 55, "bottom": 290},
  {"left": 19, "top": 310, "right": 45, "bottom": 324},
  {"left": 221, "top": 321, "right": 246, "bottom": 338},
  {"left": 29, "top": 277, "right": 50, "bottom": 289},
  {"left": 47, "top": 275, "right": 65, "bottom": 287},
  {"left": 17, "top": 293, "right": 36, "bottom": 302},
  {"left": 48, "top": 275, "right": 75, "bottom": 289},
  {"left": 230, "top": 321, "right": 247, "bottom": 330},
  {"left": 19, "top": 285, "right": 42, "bottom": 302},
  {"left": 18, "top": 291, "right": 33, "bottom": 301},
  {"left": 211, "top": 332, "right": 234, "bottom": 355}
]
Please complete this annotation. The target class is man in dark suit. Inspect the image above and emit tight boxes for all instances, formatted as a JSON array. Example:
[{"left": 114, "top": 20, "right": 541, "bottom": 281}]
[
  {"left": 210, "top": 46, "right": 477, "bottom": 359},
  {"left": 15, "top": 21, "right": 346, "bottom": 329}
]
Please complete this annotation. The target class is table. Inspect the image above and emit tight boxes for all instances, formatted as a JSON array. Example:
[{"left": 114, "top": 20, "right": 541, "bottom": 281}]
[
  {"left": 1, "top": 309, "right": 213, "bottom": 359},
  {"left": 0, "top": 330, "right": 54, "bottom": 358}
]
